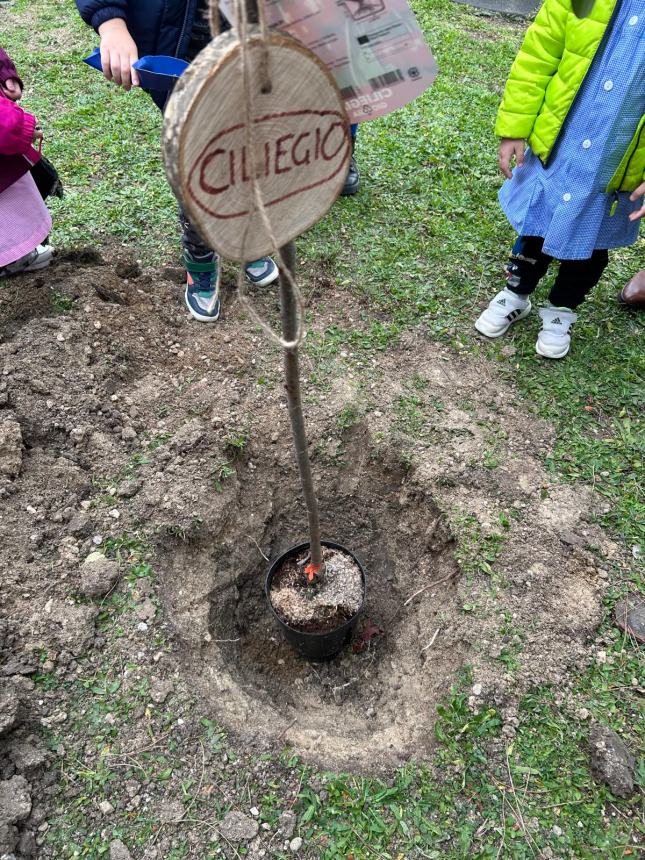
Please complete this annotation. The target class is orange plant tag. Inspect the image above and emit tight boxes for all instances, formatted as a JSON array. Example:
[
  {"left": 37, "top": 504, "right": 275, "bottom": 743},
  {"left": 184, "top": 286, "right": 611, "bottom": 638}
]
[{"left": 304, "top": 562, "right": 322, "bottom": 583}]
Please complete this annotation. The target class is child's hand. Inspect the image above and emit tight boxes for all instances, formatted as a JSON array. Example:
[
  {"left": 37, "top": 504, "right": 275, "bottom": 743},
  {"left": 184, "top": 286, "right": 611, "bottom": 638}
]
[
  {"left": 1, "top": 78, "right": 23, "bottom": 101},
  {"left": 33, "top": 127, "right": 43, "bottom": 145},
  {"left": 499, "top": 138, "right": 525, "bottom": 179},
  {"left": 628, "top": 182, "right": 645, "bottom": 222},
  {"left": 98, "top": 18, "right": 140, "bottom": 91}
]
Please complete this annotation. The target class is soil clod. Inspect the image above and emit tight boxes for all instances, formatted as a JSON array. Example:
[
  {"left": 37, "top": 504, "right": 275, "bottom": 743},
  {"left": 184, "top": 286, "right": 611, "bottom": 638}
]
[
  {"left": 79, "top": 552, "right": 120, "bottom": 599},
  {"left": 8, "top": 742, "right": 47, "bottom": 776},
  {"left": 613, "top": 593, "right": 645, "bottom": 644},
  {"left": 589, "top": 724, "right": 636, "bottom": 798},
  {"left": 278, "top": 811, "right": 297, "bottom": 838},
  {"left": 149, "top": 678, "right": 173, "bottom": 704},
  {"left": 110, "top": 839, "right": 133, "bottom": 860},
  {"left": 0, "top": 417, "right": 23, "bottom": 479},
  {"left": 219, "top": 810, "right": 260, "bottom": 842},
  {"left": 0, "top": 684, "right": 20, "bottom": 737},
  {"left": 0, "top": 775, "right": 32, "bottom": 825}
]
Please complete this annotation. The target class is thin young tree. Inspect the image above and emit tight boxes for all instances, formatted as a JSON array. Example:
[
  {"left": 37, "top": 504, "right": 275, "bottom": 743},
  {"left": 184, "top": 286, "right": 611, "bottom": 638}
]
[{"left": 278, "top": 241, "right": 324, "bottom": 583}]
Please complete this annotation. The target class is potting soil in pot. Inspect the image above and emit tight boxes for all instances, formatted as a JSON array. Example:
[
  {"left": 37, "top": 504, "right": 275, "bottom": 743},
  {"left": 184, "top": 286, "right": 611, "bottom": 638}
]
[{"left": 270, "top": 547, "right": 363, "bottom": 633}]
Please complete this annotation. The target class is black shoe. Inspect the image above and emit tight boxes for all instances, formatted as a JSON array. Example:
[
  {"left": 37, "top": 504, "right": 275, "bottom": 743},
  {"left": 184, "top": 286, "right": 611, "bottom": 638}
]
[{"left": 341, "top": 154, "right": 360, "bottom": 196}]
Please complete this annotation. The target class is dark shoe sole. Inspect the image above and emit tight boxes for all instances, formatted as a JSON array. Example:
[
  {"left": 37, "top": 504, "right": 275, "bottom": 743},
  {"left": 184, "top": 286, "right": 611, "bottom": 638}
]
[
  {"left": 617, "top": 289, "right": 645, "bottom": 309},
  {"left": 340, "top": 182, "right": 360, "bottom": 197}
]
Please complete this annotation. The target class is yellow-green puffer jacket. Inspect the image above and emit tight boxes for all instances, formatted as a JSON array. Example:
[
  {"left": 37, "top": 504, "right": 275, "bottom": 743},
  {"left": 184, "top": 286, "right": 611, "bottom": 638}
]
[{"left": 495, "top": 0, "right": 644, "bottom": 193}]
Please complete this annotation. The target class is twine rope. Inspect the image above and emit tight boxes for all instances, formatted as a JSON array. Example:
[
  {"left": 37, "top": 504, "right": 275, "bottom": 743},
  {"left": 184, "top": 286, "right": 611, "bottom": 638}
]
[
  {"left": 208, "top": 0, "right": 306, "bottom": 349},
  {"left": 208, "top": 0, "right": 220, "bottom": 38}
]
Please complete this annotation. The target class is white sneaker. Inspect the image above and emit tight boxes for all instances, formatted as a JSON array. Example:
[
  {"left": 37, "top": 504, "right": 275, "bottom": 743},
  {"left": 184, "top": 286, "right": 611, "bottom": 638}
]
[
  {"left": 536, "top": 306, "right": 577, "bottom": 359},
  {"left": 1, "top": 244, "right": 53, "bottom": 277},
  {"left": 475, "top": 288, "right": 532, "bottom": 338}
]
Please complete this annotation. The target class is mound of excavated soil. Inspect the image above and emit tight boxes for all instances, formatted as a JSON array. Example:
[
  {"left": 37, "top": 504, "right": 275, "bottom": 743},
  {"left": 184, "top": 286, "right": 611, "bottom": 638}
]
[{"left": 0, "top": 249, "right": 622, "bottom": 821}]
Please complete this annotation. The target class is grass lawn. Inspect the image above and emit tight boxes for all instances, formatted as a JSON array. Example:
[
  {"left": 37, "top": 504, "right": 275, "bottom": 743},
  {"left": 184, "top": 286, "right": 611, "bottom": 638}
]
[{"left": 2, "top": 0, "right": 643, "bottom": 857}]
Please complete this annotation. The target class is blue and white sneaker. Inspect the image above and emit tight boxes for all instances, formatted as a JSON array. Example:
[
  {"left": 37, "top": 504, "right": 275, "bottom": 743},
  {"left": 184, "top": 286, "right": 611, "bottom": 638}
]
[
  {"left": 184, "top": 252, "right": 221, "bottom": 323},
  {"left": 244, "top": 257, "right": 279, "bottom": 287}
]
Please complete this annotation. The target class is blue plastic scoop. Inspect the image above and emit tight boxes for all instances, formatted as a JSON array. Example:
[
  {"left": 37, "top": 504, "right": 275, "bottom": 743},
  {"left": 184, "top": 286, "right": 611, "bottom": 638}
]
[{"left": 83, "top": 48, "right": 189, "bottom": 90}]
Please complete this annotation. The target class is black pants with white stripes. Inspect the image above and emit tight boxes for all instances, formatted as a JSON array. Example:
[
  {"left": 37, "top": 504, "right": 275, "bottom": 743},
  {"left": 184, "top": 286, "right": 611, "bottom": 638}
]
[{"left": 505, "top": 235, "right": 609, "bottom": 310}]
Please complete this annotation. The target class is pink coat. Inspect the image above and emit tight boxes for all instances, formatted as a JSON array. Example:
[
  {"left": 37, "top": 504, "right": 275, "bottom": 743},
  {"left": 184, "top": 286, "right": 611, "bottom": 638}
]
[
  {"left": 0, "top": 47, "right": 51, "bottom": 268},
  {"left": 0, "top": 93, "right": 41, "bottom": 194}
]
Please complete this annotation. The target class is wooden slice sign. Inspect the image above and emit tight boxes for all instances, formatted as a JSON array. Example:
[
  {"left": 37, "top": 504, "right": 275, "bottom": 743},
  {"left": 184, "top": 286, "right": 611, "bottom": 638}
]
[{"left": 164, "top": 30, "right": 351, "bottom": 262}]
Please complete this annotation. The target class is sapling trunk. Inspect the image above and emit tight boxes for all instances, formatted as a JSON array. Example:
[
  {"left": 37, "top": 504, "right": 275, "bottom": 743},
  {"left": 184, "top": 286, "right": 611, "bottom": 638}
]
[{"left": 278, "top": 241, "right": 324, "bottom": 580}]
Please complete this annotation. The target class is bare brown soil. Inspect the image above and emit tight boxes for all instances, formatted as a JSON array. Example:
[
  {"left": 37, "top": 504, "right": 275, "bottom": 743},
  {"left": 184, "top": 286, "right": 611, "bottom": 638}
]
[{"left": 0, "top": 250, "right": 623, "bottom": 856}]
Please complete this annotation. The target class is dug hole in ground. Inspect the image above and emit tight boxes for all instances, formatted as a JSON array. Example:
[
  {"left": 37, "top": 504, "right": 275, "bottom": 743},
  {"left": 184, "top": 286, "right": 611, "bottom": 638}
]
[{"left": 0, "top": 252, "right": 624, "bottom": 853}]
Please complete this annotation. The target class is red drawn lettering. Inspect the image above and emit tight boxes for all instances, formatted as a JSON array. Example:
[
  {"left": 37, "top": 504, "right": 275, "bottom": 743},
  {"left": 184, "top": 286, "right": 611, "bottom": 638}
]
[
  {"left": 188, "top": 110, "right": 351, "bottom": 220},
  {"left": 275, "top": 133, "right": 295, "bottom": 175},
  {"left": 199, "top": 148, "right": 230, "bottom": 195},
  {"left": 264, "top": 140, "right": 270, "bottom": 179},
  {"left": 321, "top": 122, "right": 345, "bottom": 162},
  {"left": 241, "top": 146, "right": 250, "bottom": 183},
  {"left": 291, "top": 132, "right": 311, "bottom": 167}
]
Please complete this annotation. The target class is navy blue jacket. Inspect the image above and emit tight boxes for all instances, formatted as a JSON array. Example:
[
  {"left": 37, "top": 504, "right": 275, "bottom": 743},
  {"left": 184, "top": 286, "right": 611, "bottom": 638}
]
[
  {"left": 76, "top": 0, "right": 202, "bottom": 108},
  {"left": 75, "top": 0, "right": 199, "bottom": 66}
]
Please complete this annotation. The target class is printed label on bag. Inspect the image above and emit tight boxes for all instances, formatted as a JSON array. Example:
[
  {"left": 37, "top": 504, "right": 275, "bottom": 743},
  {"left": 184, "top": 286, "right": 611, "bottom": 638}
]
[{"left": 220, "top": 0, "right": 437, "bottom": 123}]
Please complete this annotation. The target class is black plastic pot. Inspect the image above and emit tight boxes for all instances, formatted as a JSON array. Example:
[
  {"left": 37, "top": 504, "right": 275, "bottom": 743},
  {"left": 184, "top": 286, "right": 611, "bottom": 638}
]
[{"left": 265, "top": 540, "right": 366, "bottom": 661}]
